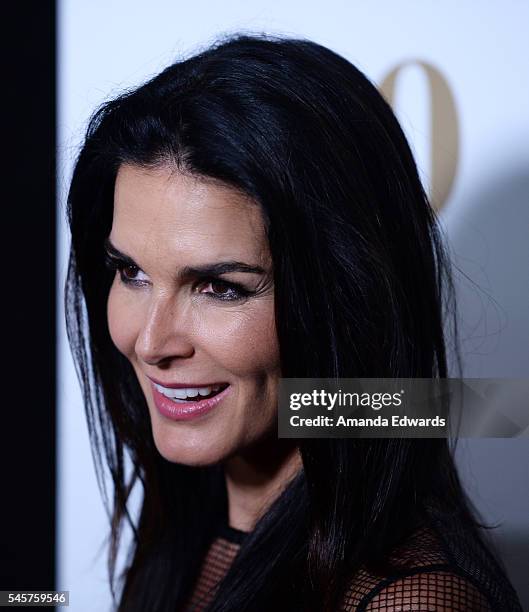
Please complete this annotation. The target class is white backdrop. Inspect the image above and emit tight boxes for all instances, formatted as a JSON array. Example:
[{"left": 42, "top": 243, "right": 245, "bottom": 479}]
[{"left": 57, "top": 1, "right": 529, "bottom": 610}]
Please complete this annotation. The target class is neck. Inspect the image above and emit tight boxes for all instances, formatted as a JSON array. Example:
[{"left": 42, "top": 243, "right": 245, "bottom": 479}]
[{"left": 224, "top": 437, "right": 302, "bottom": 532}]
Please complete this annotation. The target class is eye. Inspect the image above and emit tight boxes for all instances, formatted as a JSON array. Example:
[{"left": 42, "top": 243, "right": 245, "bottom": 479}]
[
  {"left": 104, "top": 253, "right": 149, "bottom": 286},
  {"left": 199, "top": 279, "right": 251, "bottom": 301},
  {"left": 121, "top": 264, "right": 140, "bottom": 281},
  {"left": 118, "top": 264, "right": 149, "bottom": 285}
]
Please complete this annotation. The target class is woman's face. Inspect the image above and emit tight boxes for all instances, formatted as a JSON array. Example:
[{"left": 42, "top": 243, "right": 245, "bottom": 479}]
[{"left": 107, "top": 163, "right": 280, "bottom": 466}]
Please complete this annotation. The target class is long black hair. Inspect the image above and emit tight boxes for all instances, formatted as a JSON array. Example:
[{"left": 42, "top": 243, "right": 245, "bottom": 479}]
[{"left": 65, "top": 33, "right": 487, "bottom": 611}]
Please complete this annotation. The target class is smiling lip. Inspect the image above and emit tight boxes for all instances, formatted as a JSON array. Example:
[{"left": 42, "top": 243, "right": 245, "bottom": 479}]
[
  {"left": 147, "top": 376, "right": 228, "bottom": 389},
  {"left": 149, "top": 380, "right": 231, "bottom": 421}
]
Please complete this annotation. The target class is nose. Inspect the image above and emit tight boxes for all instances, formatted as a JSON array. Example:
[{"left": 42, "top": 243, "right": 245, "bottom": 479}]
[{"left": 134, "top": 293, "right": 195, "bottom": 365}]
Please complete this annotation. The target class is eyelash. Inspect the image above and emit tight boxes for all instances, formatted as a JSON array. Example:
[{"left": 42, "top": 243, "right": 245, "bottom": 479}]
[{"left": 103, "top": 254, "right": 253, "bottom": 302}]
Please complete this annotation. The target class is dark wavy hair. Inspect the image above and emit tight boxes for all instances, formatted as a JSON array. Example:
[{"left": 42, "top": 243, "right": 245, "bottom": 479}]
[{"left": 65, "top": 33, "right": 486, "bottom": 612}]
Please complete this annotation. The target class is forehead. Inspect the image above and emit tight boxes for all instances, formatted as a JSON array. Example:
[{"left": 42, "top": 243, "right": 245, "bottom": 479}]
[{"left": 112, "top": 164, "right": 269, "bottom": 263}]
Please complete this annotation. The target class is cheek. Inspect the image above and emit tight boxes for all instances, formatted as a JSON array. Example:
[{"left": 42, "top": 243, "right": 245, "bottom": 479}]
[
  {"left": 106, "top": 283, "right": 142, "bottom": 358},
  {"left": 198, "top": 300, "right": 280, "bottom": 377}
]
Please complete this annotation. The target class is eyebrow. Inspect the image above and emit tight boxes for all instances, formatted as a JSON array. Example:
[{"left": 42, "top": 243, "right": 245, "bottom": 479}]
[{"left": 103, "top": 238, "right": 267, "bottom": 277}]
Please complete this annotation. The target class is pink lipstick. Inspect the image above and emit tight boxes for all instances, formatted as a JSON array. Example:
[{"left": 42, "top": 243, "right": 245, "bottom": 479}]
[{"left": 149, "top": 380, "right": 231, "bottom": 421}]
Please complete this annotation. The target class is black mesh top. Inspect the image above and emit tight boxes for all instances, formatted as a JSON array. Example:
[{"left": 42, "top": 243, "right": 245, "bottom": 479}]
[{"left": 183, "top": 511, "right": 523, "bottom": 611}]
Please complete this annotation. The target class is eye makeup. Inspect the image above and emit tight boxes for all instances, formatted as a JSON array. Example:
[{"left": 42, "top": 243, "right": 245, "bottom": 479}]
[{"left": 103, "top": 242, "right": 259, "bottom": 302}]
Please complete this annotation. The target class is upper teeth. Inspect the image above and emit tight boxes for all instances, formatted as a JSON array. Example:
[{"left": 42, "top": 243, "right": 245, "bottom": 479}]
[{"left": 154, "top": 383, "right": 222, "bottom": 400}]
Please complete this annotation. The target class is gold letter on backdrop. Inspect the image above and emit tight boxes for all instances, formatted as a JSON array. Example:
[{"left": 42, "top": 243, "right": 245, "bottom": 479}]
[{"left": 380, "top": 61, "right": 459, "bottom": 211}]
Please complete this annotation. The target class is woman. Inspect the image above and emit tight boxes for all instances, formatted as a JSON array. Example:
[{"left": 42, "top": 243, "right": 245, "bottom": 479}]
[{"left": 64, "top": 34, "right": 522, "bottom": 611}]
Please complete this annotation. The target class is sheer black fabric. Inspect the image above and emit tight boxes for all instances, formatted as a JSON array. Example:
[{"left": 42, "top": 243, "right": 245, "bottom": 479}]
[
  {"left": 182, "top": 514, "right": 523, "bottom": 611},
  {"left": 182, "top": 524, "right": 246, "bottom": 611}
]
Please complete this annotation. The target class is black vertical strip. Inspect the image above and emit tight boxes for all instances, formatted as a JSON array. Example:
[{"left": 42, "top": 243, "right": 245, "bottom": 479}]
[{"left": 0, "top": 0, "right": 56, "bottom": 595}]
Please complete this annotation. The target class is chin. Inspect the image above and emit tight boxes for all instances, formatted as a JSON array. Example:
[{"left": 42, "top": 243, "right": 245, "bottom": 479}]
[{"left": 151, "top": 426, "right": 234, "bottom": 467}]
